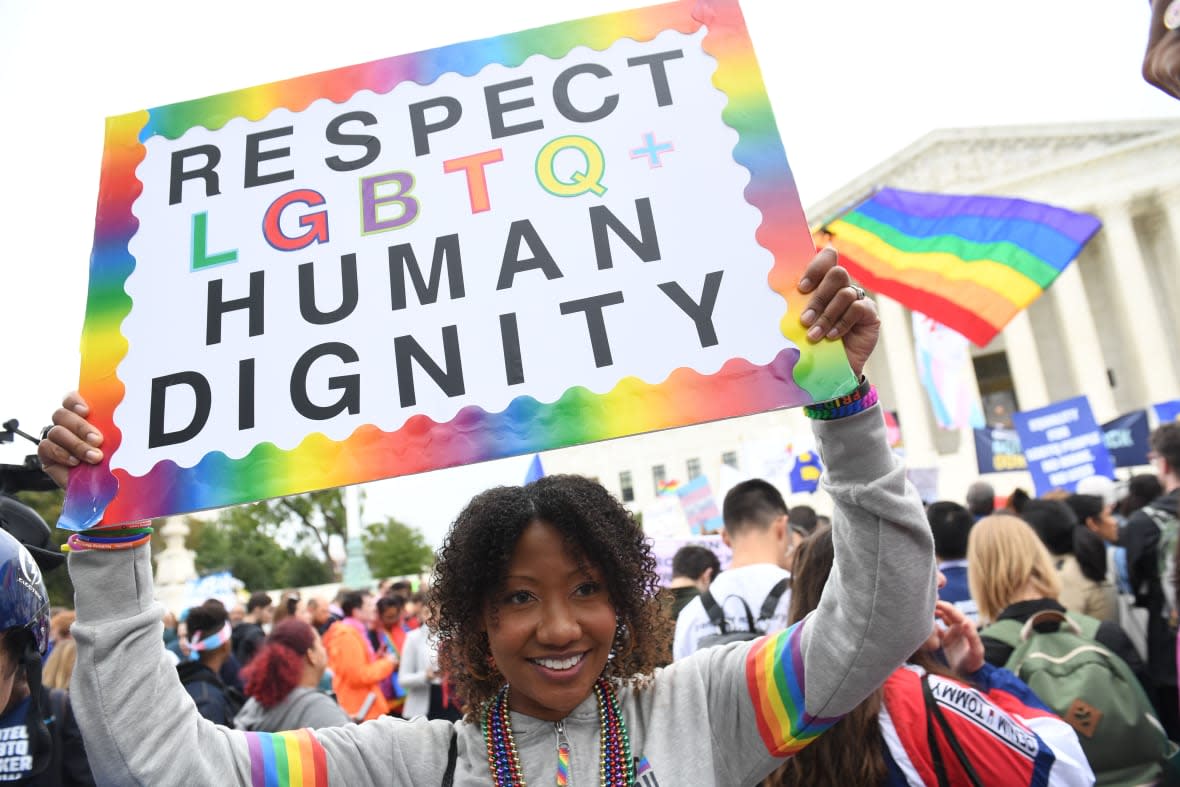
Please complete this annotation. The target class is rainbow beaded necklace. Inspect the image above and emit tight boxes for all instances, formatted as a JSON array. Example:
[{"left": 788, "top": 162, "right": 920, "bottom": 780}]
[{"left": 482, "top": 678, "right": 634, "bottom": 786}]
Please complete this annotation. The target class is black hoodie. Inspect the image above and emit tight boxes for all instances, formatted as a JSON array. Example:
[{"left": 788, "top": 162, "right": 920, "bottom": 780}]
[{"left": 1120, "top": 489, "right": 1180, "bottom": 729}]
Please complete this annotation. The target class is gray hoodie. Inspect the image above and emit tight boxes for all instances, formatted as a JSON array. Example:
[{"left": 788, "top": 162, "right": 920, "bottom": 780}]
[
  {"left": 68, "top": 405, "right": 937, "bottom": 786},
  {"left": 233, "top": 688, "right": 352, "bottom": 733}
]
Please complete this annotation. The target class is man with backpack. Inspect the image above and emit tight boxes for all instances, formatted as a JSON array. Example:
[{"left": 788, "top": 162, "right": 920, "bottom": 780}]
[
  {"left": 672, "top": 479, "right": 792, "bottom": 659},
  {"left": 177, "top": 603, "right": 245, "bottom": 725},
  {"left": 1121, "top": 421, "right": 1180, "bottom": 739},
  {"left": 230, "top": 591, "right": 272, "bottom": 667}
]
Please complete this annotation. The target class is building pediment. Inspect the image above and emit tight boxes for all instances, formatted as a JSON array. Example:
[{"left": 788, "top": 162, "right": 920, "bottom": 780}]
[{"left": 808, "top": 118, "right": 1179, "bottom": 223}]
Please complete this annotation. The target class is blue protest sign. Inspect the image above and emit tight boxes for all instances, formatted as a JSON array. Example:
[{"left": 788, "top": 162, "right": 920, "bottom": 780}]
[
  {"left": 1101, "top": 410, "right": 1150, "bottom": 468},
  {"left": 1012, "top": 396, "right": 1115, "bottom": 496},
  {"left": 1155, "top": 400, "right": 1180, "bottom": 425},
  {"left": 789, "top": 450, "right": 824, "bottom": 493},
  {"left": 973, "top": 427, "right": 1028, "bottom": 474}
]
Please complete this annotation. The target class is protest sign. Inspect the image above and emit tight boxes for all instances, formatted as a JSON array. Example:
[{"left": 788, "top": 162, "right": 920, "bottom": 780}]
[
  {"left": 65, "top": 0, "right": 856, "bottom": 529},
  {"left": 1155, "top": 400, "right": 1180, "bottom": 425},
  {"left": 675, "top": 476, "right": 723, "bottom": 534},
  {"left": 973, "top": 427, "right": 1028, "bottom": 474},
  {"left": 649, "top": 534, "right": 731, "bottom": 586},
  {"left": 1101, "top": 410, "right": 1150, "bottom": 468},
  {"left": 1012, "top": 396, "right": 1115, "bottom": 496},
  {"left": 789, "top": 451, "right": 823, "bottom": 494}
]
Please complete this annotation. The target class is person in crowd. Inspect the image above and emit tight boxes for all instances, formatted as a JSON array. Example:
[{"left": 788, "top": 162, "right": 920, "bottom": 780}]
[
  {"left": 376, "top": 595, "right": 408, "bottom": 716},
  {"left": 783, "top": 506, "right": 820, "bottom": 573},
  {"left": 1065, "top": 493, "right": 1121, "bottom": 549},
  {"left": 1076, "top": 475, "right": 1122, "bottom": 517},
  {"left": 762, "top": 527, "right": 1092, "bottom": 787},
  {"left": 398, "top": 595, "right": 462, "bottom": 723},
  {"left": 965, "top": 479, "right": 995, "bottom": 521},
  {"left": 0, "top": 528, "right": 95, "bottom": 785},
  {"left": 231, "top": 591, "right": 272, "bottom": 668},
  {"left": 161, "top": 610, "right": 184, "bottom": 665},
  {"left": 228, "top": 604, "right": 246, "bottom": 627},
  {"left": 270, "top": 590, "right": 307, "bottom": 629},
  {"left": 306, "top": 595, "right": 337, "bottom": 636},
  {"left": 967, "top": 514, "right": 1150, "bottom": 690},
  {"left": 200, "top": 597, "right": 245, "bottom": 691},
  {"left": 672, "top": 478, "right": 793, "bottom": 659},
  {"left": 323, "top": 591, "right": 395, "bottom": 722},
  {"left": 786, "top": 504, "right": 818, "bottom": 535},
  {"left": 1120, "top": 422, "right": 1180, "bottom": 738},
  {"left": 1121, "top": 473, "right": 1164, "bottom": 519},
  {"left": 665, "top": 545, "right": 721, "bottom": 620},
  {"left": 1021, "top": 498, "right": 1118, "bottom": 622},
  {"left": 387, "top": 580, "right": 413, "bottom": 598},
  {"left": 233, "top": 618, "right": 351, "bottom": 733},
  {"left": 1005, "top": 487, "right": 1031, "bottom": 514},
  {"left": 1144, "top": 0, "right": 1180, "bottom": 98},
  {"left": 177, "top": 603, "right": 244, "bottom": 725},
  {"left": 41, "top": 638, "right": 76, "bottom": 692},
  {"left": 927, "top": 500, "right": 978, "bottom": 623},
  {"left": 43, "top": 611, "right": 74, "bottom": 664},
  {"left": 40, "top": 249, "right": 940, "bottom": 785},
  {"left": 403, "top": 590, "right": 425, "bottom": 631},
  {"left": 785, "top": 524, "right": 813, "bottom": 574},
  {"left": 1068, "top": 491, "right": 1151, "bottom": 662}
]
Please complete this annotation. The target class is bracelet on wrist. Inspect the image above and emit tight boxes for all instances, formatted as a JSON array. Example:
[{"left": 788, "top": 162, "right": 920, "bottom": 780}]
[
  {"left": 803, "top": 377, "right": 878, "bottom": 420},
  {"left": 63, "top": 521, "right": 154, "bottom": 553}
]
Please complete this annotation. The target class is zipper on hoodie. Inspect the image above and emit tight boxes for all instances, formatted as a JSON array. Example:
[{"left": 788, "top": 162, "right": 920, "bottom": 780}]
[{"left": 555, "top": 720, "right": 572, "bottom": 786}]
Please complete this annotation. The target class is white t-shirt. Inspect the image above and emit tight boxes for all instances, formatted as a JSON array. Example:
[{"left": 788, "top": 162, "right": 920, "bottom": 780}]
[{"left": 672, "top": 563, "right": 791, "bottom": 660}]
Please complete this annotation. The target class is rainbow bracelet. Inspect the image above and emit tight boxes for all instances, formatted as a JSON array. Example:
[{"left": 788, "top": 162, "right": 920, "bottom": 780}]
[
  {"left": 63, "top": 521, "right": 154, "bottom": 553},
  {"left": 803, "top": 377, "right": 877, "bottom": 420}
]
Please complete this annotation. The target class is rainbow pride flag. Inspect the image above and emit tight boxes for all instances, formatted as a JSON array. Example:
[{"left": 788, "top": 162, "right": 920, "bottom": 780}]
[{"left": 823, "top": 188, "right": 1101, "bottom": 346}]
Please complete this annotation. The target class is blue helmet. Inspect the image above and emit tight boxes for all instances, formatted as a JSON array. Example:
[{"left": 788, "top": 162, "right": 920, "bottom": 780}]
[{"left": 0, "top": 527, "right": 50, "bottom": 653}]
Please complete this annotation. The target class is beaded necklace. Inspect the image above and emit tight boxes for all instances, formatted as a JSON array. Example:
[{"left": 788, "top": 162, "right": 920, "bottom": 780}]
[{"left": 482, "top": 677, "right": 633, "bottom": 786}]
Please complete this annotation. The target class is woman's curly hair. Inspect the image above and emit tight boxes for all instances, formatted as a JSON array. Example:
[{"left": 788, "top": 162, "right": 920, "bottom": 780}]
[{"left": 431, "top": 474, "right": 672, "bottom": 720}]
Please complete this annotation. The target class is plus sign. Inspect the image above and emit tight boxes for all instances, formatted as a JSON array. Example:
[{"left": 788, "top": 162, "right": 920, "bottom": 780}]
[{"left": 629, "top": 133, "right": 675, "bottom": 168}]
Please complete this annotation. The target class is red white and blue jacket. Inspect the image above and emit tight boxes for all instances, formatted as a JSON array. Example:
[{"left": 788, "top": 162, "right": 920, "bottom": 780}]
[{"left": 879, "top": 663, "right": 1093, "bottom": 786}]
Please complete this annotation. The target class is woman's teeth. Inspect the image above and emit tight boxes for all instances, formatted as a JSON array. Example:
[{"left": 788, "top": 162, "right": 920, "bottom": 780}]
[{"left": 532, "top": 654, "right": 583, "bottom": 671}]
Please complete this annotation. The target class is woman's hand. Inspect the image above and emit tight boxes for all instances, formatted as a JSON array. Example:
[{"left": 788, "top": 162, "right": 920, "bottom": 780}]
[
  {"left": 37, "top": 392, "right": 104, "bottom": 490},
  {"left": 932, "top": 600, "right": 985, "bottom": 675},
  {"left": 797, "top": 247, "right": 880, "bottom": 379}
]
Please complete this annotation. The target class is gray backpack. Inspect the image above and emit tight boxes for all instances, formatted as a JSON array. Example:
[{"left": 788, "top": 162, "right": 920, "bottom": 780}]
[{"left": 697, "top": 578, "right": 789, "bottom": 649}]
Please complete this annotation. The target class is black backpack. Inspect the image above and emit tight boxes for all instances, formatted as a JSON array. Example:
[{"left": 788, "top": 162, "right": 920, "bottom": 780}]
[{"left": 696, "top": 577, "right": 790, "bottom": 649}]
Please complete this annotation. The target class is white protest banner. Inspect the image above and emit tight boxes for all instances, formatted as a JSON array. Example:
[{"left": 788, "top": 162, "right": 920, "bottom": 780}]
[{"left": 65, "top": 0, "right": 854, "bottom": 528}]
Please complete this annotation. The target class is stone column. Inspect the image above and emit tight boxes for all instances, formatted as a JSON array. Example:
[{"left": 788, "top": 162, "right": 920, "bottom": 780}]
[
  {"left": 341, "top": 484, "right": 374, "bottom": 589},
  {"left": 876, "top": 295, "right": 937, "bottom": 466},
  {"left": 1001, "top": 310, "right": 1050, "bottom": 412},
  {"left": 1097, "top": 202, "right": 1180, "bottom": 403},
  {"left": 1047, "top": 264, "right": 1118, "bottom": 422},
  {"left": 154, "top": 516, "right": 198, "bottom": 614}
]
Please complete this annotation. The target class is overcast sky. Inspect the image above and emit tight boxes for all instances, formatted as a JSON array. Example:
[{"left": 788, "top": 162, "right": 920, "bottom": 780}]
[{"left": 1, "top": 0, "right": 1177, "bottom": 546}]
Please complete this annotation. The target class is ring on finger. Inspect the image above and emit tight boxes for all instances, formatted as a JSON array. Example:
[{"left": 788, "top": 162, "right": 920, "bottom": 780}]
[{"left": 849, "top": 285, "right": 866, "bottom": 300}]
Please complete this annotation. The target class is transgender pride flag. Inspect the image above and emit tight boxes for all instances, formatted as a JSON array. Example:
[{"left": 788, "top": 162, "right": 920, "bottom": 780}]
[
  {"left": 826, "top": 188, "right": 1101, "bottom": 346},
  {"left": 913, "top": 312, "right": 985, "bottom": 431}
]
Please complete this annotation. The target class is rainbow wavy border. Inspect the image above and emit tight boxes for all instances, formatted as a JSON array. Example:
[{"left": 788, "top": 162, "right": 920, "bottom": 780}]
[{"left": 65, "top": 0, "right": 855, "bottom": 529}]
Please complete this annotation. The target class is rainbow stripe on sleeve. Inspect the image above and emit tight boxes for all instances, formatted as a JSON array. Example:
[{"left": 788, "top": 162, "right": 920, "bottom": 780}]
[
  {"left": 243, "top": 729, "right": 328, "bottom": 787},
  {"left": 745, "top": 621, "right": 842, "bottom": 757}
]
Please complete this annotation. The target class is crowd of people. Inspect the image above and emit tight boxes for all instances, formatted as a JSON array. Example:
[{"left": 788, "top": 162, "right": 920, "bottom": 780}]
[{"left": 0, "top": 247, "right": 1175, "bottom": 784}]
